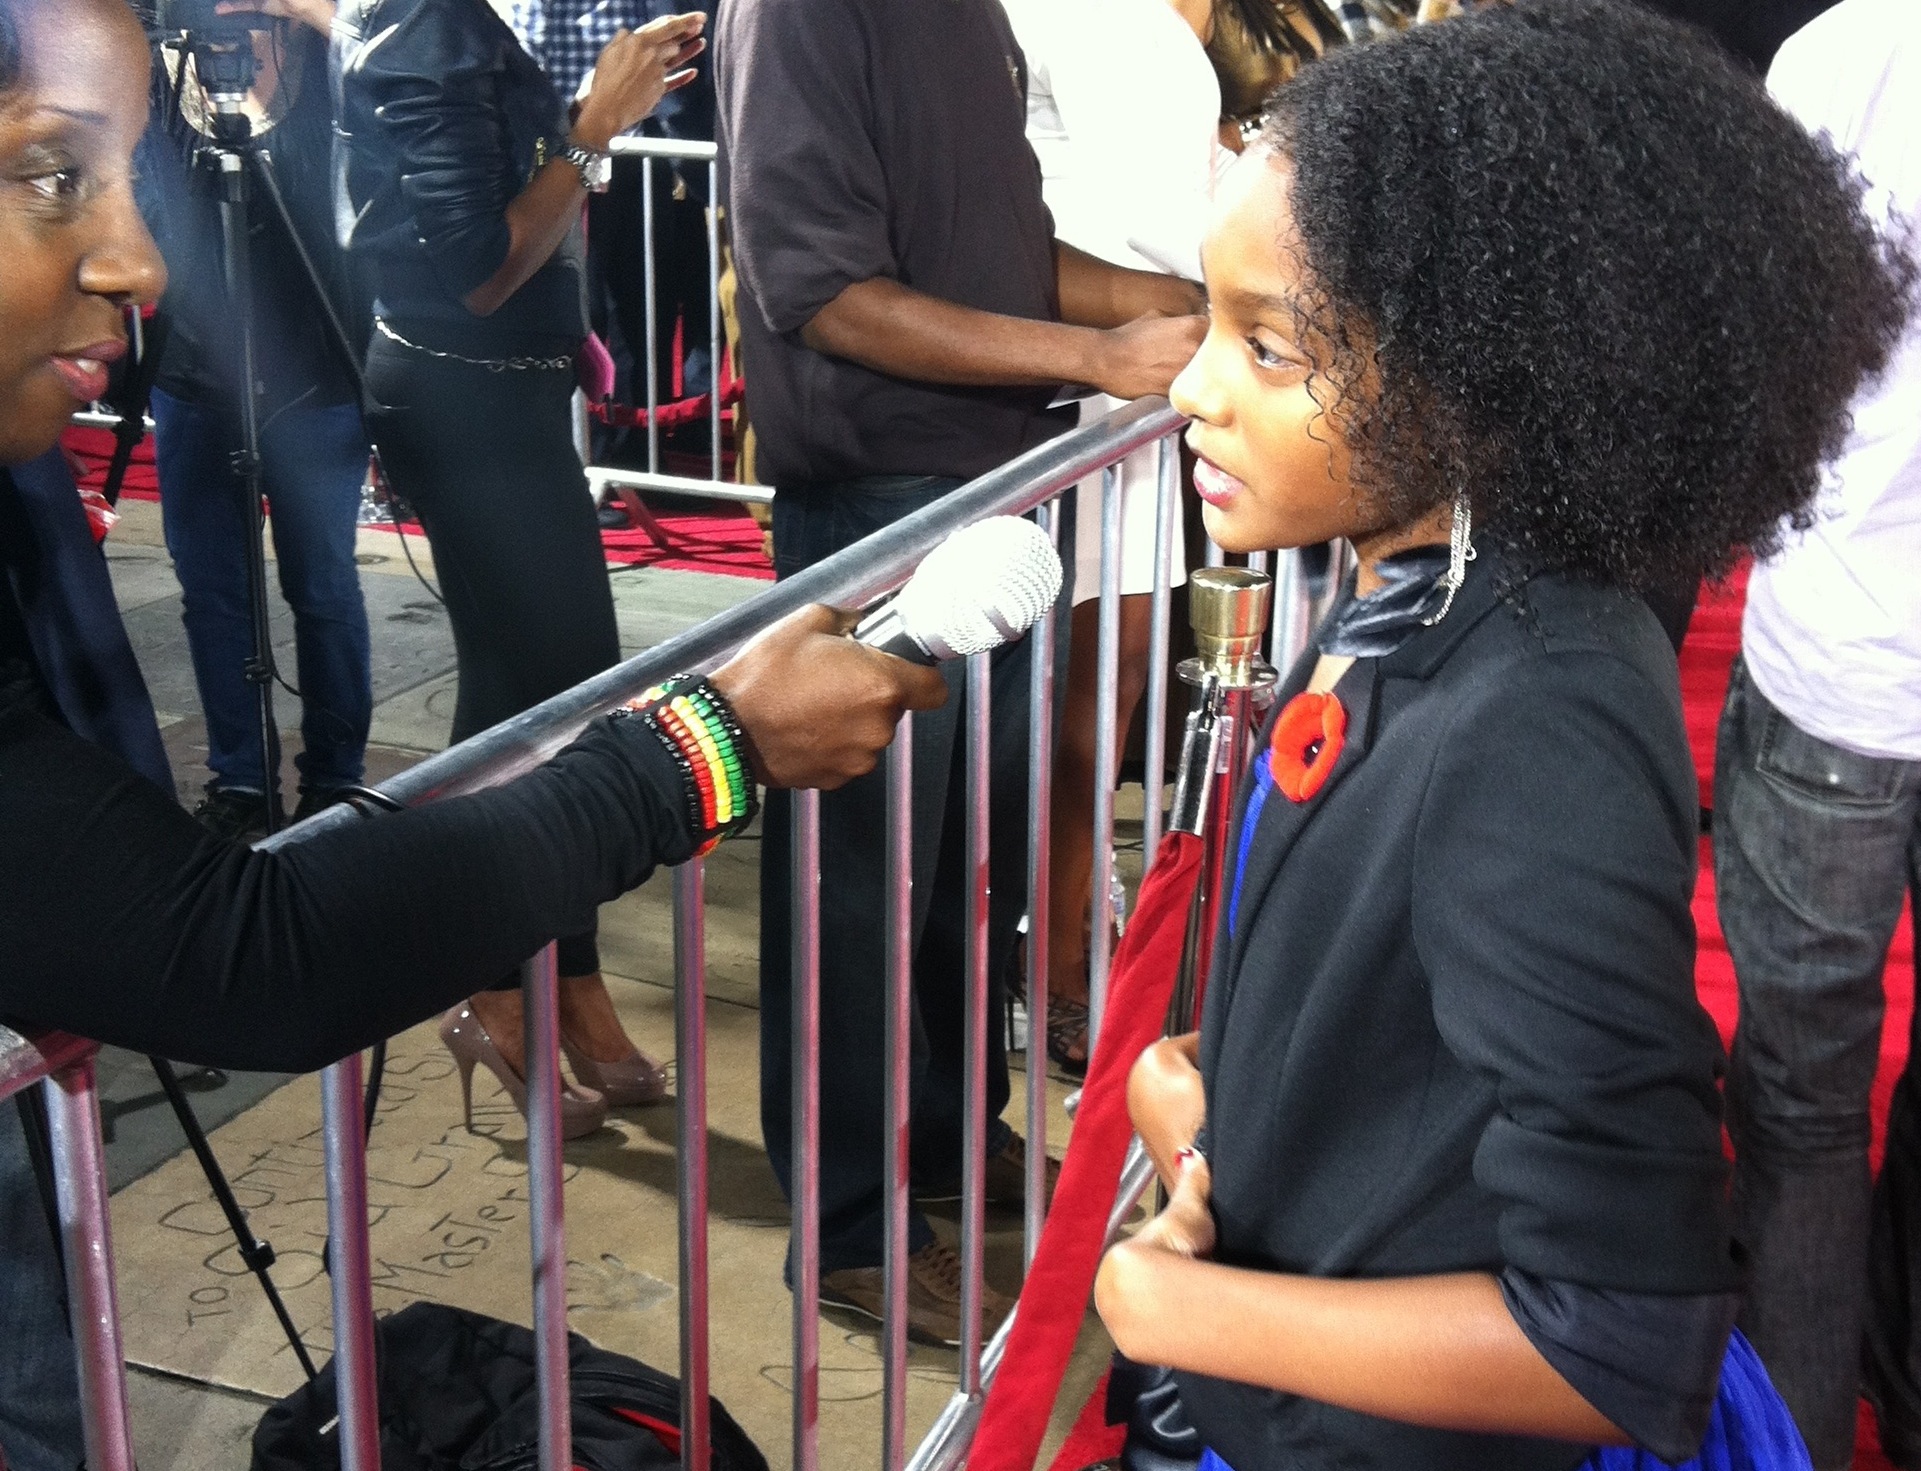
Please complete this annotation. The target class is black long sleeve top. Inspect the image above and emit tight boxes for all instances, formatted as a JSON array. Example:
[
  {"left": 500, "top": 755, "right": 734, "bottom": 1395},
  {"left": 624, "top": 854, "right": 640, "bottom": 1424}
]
[
  {"left": 0, "top": 584, "right": 696, "bottom": 1075},
  {"left": 332, "top": 0, "right": 587, "bottom": 357}
]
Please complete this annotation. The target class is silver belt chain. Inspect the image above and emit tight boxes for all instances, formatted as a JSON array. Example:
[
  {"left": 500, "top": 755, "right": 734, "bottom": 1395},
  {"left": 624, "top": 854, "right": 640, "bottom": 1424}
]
[{"left": 374, "top": 317, "right": 575, "bottom": 373}]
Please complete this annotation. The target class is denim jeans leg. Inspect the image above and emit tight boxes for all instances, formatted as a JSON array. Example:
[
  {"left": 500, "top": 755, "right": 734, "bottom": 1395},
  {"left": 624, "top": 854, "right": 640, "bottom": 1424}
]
[
  {"left": 154, "top": 388, "right": 279, "bottom": 794},
  {"left": 260, "top": 401, "right": 374, "bottom": 792},
  {"left": 0, "top": 1103, "right": 84, "bottom": 1471},
  {"left": 1714, "top": 657, "right": 1921, "bottom": 1470}
]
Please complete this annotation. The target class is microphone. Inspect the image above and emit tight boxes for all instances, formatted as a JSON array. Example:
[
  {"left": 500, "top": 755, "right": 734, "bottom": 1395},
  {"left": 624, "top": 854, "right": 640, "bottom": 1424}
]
[{"left": 855, "top": 516, "right": 1063, "bottom": 664}]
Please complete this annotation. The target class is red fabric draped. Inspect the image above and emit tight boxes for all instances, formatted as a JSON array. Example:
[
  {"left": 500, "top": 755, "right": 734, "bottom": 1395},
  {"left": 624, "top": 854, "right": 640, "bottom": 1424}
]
[{"left": 968, "top": 830, "right": 1205, "bottom": 1471}]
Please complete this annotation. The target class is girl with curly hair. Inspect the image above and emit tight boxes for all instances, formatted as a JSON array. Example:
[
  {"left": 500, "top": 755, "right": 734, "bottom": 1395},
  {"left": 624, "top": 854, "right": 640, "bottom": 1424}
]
[{"left": 1094, "top": 2, "right": 1911, "bottom": 1468}]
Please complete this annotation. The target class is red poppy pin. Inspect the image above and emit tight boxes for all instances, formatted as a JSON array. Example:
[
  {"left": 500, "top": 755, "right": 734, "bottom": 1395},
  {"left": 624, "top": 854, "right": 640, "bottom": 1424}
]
[{"left": 1269, "top": 692, "right": 1347, "bottom": 803}]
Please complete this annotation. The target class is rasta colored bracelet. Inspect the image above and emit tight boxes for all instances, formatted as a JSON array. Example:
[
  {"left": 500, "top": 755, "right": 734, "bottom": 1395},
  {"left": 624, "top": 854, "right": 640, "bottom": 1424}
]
[{"left": 615, "top": 675, "right": 760, "bottom": 855}]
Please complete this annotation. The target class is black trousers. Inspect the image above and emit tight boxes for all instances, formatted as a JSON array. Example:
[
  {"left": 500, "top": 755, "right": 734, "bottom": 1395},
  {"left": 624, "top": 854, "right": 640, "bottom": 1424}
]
[{"left": 365, "top": 333, "right": 620, "bottom": 978}]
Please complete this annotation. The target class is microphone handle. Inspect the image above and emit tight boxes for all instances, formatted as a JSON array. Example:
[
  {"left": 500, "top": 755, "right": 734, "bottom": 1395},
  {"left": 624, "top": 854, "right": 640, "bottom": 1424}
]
[{"left": 853, "top": 600, "right": 941, "bottom": 665}]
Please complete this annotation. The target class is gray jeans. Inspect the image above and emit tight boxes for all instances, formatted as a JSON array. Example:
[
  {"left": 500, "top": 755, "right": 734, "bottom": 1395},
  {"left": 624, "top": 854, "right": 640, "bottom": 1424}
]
[{"left": 1715, "top": 657, "right": 1921, "bottom": 1470}]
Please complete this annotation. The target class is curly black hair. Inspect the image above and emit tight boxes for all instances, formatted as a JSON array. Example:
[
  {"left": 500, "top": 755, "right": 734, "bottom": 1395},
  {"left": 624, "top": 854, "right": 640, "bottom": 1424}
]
[{"left": 1258, "top": 0, "right": 1913, "bottom": 591}]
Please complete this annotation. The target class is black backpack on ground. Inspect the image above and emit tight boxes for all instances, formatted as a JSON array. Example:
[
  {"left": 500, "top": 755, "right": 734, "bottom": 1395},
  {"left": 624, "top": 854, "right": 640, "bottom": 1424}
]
[{"left": 250, "top": 1303, "right": 769, "bottom": 1471}]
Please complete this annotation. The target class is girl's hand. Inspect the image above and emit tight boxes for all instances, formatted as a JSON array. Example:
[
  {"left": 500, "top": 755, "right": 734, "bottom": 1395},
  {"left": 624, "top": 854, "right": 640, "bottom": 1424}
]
[
  {"left": 214, "top": 0, "right": 337, "bottom": 35},
  {"left": 1128, "top": 1032, "right": 1206, "bottom": 1187},
  {"left": 1094, "top": 1150, "right": 1214, "bottom": 1351},
  {"left": 1131, "top": 1149, "right": 1216, "bottom": 1260},
  {"left": 573, "top": 13, "right": 709, "bottom": 152}
]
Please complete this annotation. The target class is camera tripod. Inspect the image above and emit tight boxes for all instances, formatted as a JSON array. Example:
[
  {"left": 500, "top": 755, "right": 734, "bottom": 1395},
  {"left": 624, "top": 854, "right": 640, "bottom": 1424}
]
[{"left": 94, "top": 23, "right": 396, "bottom": 1382}]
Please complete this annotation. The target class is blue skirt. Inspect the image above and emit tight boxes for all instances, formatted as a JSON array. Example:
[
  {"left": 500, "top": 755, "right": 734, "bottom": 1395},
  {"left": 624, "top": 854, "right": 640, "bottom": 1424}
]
[{"left": 1197, "top": 1332, "right": 1810, "bottom": 1471}]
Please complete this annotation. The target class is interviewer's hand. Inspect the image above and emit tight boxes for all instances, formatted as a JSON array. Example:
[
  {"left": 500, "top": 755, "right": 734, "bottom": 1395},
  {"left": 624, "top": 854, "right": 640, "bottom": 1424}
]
[
  {"left": 574, "top": 13, "right": 708, "bottom": 152},
  {"left": 1090, "top": 311, "right": 1208, "bottom": 402},
  {"left": 710, "top": 606, "right": 948, "bottom": 790}
]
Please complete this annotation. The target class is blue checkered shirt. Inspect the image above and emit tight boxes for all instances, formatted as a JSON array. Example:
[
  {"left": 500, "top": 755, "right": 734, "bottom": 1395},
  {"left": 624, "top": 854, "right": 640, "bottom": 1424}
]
[{"left": 508, "top": 0, "right": 654, "bottom": 105}]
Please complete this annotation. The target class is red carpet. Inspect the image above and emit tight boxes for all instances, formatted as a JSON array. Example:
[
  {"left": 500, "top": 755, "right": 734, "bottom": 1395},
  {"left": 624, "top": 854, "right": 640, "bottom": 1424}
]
[
  {"left": 1023, "top": 570, "right": 1914, "bottom": 1471},
  {"left": 62, "top": 425, "right": 775, "bottom": 581}
]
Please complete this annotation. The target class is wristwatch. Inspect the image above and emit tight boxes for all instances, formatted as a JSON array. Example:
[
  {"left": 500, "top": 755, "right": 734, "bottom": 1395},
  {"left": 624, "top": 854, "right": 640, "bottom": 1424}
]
[{"left": 561, "top": 138, "right": 613, "bottom": 194}]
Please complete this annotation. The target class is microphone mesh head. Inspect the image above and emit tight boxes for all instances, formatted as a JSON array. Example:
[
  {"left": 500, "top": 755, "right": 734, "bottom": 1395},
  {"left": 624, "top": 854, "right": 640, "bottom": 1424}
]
[{"left": 894, "top": 516, "right": 1063, "bottom": 660}]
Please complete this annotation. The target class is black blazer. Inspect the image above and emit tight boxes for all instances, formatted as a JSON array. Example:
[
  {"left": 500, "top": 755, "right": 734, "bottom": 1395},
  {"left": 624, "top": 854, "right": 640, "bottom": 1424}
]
[{"left": 1178, "top": 561, "right": 1741, "bottom": 1471}]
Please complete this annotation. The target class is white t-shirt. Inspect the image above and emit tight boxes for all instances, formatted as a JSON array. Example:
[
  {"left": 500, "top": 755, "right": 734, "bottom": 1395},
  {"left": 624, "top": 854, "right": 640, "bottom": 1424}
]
[
  {"left": 1745, "top": 0, "right": 1921, "bottom": 762},
  {"left": 1002, "top": 0, "right": 1221, "bottom": 279}
]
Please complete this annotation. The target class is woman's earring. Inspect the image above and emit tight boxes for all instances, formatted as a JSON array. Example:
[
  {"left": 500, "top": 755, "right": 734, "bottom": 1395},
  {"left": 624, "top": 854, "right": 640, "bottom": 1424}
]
[{"left": 1422, "top": 492, "right": 1477, "bottom": 626}]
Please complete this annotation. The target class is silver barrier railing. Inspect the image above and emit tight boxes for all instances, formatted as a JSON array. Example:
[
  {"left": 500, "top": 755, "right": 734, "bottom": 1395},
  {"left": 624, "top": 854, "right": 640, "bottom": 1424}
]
[
  {"left": 273, "top": 396, "right": 1331, "bottom": 1471},
  {"left": 595, "top": 137, "right": 768, "bottom": 507},
  {"left": 0, "top": 1027, "right": 137, "bottom": 1471}
]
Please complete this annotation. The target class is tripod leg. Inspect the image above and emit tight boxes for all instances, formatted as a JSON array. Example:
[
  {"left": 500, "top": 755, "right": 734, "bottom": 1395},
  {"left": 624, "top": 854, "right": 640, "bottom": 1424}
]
[{"left": 148, "top": 1058, "right": 319, "bottom": 1381}]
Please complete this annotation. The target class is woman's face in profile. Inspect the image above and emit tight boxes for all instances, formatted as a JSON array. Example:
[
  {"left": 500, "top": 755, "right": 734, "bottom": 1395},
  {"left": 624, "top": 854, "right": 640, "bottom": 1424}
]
[{"left": 0, "top": 0, "right": 163, "bottom": 467}]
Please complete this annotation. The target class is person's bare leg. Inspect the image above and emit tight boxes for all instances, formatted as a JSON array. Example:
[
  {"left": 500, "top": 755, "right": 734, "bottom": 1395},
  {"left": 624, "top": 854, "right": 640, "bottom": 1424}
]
[
  {"left": 463, "top": 971, "right": 641, "bottom": 1077},
  {"left": 466, "top": 987, "right": 526, "bottom": 1077},
  {"left": 556, "top": 971, "right": 646, "bottom": 1063},
  {"left": 1046, "top": 594, "right": 1155, "bottom": 1064}
]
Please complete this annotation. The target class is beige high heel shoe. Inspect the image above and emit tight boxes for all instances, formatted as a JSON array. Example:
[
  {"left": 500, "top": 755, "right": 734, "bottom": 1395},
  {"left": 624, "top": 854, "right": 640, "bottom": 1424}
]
[
  {"left": 438, "top": 1003, "right": 608, "bottom": 1139},
  {"left": 560, "top": 1040, "right": 669, "bottom": 1107}
]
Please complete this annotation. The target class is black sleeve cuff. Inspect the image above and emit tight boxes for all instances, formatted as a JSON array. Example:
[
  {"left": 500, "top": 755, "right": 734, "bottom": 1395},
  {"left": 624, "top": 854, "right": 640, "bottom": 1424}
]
[{"left": 1500, "top": 1267, "right": 1740, "bottom": 1464}]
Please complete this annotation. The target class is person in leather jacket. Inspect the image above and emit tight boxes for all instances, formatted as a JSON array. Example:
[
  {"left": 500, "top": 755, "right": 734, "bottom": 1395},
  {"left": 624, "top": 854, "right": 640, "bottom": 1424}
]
[{"left": 331, "top": 0, "right": 708, "bottom": 1134}]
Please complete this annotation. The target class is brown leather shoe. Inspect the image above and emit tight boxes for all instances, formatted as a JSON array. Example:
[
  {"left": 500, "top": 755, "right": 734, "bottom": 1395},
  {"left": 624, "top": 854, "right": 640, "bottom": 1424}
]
[
  {"left": 820, "top": 1240, "right": 1015, "bottom": 1348},
  {"left": 916, "top": 1131, "right": 1061, "bottom": 1210}
]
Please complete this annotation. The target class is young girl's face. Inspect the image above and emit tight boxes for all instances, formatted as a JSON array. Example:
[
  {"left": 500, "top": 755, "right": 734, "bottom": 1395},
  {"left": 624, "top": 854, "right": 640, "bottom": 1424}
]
[{"left": 1173, "top": 155, "right": 1379, "bottom": 556}]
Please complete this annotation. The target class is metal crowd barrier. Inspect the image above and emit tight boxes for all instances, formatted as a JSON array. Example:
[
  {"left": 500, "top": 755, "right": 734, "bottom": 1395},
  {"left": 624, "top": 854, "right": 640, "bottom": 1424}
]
[
  {"left": 263, "top": 396, "right": 1332, "bottom": 1471},
  {"left": 0, "top": 1027, "right": 136, "bottom": 1471},
  {"left": 593, "top": 137, "right": 766, "bottom": 507}
]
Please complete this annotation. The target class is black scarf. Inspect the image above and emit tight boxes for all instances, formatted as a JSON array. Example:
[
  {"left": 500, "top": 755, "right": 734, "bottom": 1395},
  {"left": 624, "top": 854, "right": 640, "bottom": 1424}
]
[{"left": 1315, "top": 544, "right": 1454, "bottom": 658}]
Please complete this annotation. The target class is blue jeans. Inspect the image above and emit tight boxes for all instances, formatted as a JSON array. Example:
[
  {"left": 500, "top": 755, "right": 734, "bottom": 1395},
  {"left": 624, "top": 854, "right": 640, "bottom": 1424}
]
[
  {"left": 1715, "top": 657, "right": 1921, "bottom": 1470},
  {"left": 759, "top": 474, "right": 1038, "bottom": 1275},
  {"left": 153, "top": 389, "right": 373, "bottom": 796},
  {"left": 0, "top": 1103, "right": 84, "bottom": 1471}
]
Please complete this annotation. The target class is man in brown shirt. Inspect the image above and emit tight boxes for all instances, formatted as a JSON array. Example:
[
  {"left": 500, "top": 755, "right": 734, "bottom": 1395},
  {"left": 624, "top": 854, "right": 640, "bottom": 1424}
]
[{"left": 720, "top": 0, "right": 1204, "bottom": 1347}]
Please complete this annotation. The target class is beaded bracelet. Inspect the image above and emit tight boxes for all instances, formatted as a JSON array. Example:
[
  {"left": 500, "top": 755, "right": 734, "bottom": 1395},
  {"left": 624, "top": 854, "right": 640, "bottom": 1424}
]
[{"left": 615, "top": 675, "right": 760, "bottom": 856}]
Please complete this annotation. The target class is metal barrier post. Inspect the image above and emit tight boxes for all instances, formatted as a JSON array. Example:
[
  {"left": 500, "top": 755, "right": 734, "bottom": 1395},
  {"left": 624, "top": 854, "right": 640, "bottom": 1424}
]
[
  {"left": 1087, "top": 465, "right": 1125, "bottom": 1045},
  {"left": 706, "top": 161, "right": 724, "bottom": 486},
  {"left": 1141, "top": 438, "right": 1178, "bottom": 865},
  {"left": 321, "top": 1055, "right": 381, "bottom": 1471},
  {"left": 1270, "top": 547, "right": 1316, "bottom": 672},
  {"left": 674, "top": 862, "right": 713, "bottom": 1471},
  {"left": 522, "top": 942, "right": 571, "bottom": 1471},
  {"left": 43, "top": 1054, "right": 135, "bottom": 1471},
  {"left": 790, "top": 788, "right": 823, "bottom": 1471},
  {"left": 960, "top": 652, "right": 993, "bottom": 1388},
  {"left": 1022, "top": 499, "right": 1059, "bottom": 1266},
  {"left": 642, "top": 154, "right": 661, "bottom": 476},
  {"left": 882, "top": 720, "right": 915, "bottom": 1471}
]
